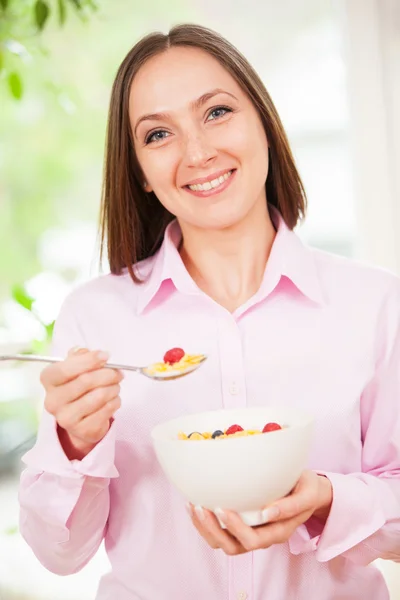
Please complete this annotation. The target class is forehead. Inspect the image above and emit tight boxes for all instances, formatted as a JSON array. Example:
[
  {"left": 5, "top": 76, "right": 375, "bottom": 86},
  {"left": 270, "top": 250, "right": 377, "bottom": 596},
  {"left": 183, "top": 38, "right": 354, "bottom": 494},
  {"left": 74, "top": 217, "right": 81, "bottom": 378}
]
[{"left": 129, "top": 46, "right": 243, "bottom": 118}]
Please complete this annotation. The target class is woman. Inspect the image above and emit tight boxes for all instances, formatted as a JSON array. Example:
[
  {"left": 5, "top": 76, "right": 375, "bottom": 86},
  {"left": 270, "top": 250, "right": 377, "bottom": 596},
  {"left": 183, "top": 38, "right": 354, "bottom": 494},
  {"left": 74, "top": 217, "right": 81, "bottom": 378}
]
[{"left": 19, "top": 23, "right": 400, "bottom": 600}]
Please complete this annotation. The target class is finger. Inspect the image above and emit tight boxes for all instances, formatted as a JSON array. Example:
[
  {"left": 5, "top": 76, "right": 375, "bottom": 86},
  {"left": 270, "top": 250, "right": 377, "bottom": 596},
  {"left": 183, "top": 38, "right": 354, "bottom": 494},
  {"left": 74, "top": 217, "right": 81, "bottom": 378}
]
[
  {"left": 41, "top": 350, "right": 110, "bottom": 388},
  {"left": 45, "top": 367, "right": 123, "bottom": 414},
  {"left": 191, "top": 506, "right": 244, "bottom": 555},
  {"left": 265, "top": 471, "right": 319, "bottom": 522},
  {"left": 55, "top": 384, "right": 121, "bottom": 428},
  {"left": 61, "top": 367, "right": 123, "bottom": 405},
  {"left": 250, "top": 510, "right": 314, "bottom": 548},
  {"left": 67, "top": 346, "right": 89, "bottom": 357},
  {"left": 215, "top": 509, "right": 263, "bottom": 552},
  {"left": 72, "top": 397, "right": 121, "bottom": 444}
]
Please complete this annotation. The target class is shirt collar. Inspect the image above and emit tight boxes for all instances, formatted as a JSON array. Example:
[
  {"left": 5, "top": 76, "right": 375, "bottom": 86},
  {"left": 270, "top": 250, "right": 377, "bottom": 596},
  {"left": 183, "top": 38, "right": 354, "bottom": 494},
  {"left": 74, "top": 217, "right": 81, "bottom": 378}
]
[
  {"left": 135, "top": 207, "right": 325, "bottom": 315},
  {"left": 262, "top": 206, "right": 325, "bottom": 306}
]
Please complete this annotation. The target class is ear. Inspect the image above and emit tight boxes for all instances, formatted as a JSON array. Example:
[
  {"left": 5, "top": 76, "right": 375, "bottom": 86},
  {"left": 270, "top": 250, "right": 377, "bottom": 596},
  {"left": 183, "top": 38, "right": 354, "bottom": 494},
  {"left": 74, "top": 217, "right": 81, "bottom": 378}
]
[{"left": 143, "top": 180, "right": 153, "bottom": 193}]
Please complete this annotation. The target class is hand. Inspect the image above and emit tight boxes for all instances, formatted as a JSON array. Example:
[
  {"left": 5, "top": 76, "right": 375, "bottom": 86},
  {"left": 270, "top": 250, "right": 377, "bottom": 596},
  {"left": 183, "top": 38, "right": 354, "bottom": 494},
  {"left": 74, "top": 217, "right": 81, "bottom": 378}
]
[
  {"left": 188, "top": 470, "right": 332, "bottom": 555},
  {"left": 41, "top": 347, "right": 123, "bottom": 460}
]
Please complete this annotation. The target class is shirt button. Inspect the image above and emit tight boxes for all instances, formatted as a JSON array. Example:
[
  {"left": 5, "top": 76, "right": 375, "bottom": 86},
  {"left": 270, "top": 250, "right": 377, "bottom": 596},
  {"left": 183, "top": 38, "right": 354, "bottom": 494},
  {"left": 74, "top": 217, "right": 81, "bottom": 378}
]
[
  {"left": 229, "top": 382, "right": 239, "bottom": 395},
  {"left": 237, "top": 592, "right": 248, "bottom": 600}
]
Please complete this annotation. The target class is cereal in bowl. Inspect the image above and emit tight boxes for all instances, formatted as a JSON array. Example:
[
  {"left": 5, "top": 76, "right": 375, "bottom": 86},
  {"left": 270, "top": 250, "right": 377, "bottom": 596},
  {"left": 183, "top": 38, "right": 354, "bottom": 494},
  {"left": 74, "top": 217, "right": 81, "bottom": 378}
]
[{"left": 178, "top": 422, "right": 283, "bottom": 440}]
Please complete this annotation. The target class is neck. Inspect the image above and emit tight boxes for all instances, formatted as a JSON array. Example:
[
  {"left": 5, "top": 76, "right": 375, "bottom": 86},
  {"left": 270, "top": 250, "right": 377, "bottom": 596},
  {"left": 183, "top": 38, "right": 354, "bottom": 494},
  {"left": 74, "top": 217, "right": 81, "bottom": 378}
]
[{"left": 179, "top": 202, "right": 276, "bottom": 313}]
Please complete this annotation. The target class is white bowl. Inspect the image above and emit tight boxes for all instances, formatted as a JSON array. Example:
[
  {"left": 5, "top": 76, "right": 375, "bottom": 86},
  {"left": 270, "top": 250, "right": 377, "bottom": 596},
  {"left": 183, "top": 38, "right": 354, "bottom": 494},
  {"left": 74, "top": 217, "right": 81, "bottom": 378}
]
[{"left": 151, "top": 406, "right": 314, "bottom": 527}]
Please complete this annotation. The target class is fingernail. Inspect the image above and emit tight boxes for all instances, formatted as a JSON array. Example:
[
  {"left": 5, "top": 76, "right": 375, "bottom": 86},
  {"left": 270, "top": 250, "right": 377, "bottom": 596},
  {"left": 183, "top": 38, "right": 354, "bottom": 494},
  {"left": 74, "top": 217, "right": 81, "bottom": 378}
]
[
  {"left": 96, "top": 351, "right": 109, "bottom": 362},
  {"left": 262, "top": 505, "right": 280, "bottom": 522},
  {"left": 214, "top": 508, "right": 227, "bottom": 524},
  {"left": 71, "top": 346, "right": 84, "bottom": 354},
  {"left": 194, "top": 505, "right": 205, "bottom": 521},
  {"left": 185, "top": 503, "right": 193, "bottom": 517}
]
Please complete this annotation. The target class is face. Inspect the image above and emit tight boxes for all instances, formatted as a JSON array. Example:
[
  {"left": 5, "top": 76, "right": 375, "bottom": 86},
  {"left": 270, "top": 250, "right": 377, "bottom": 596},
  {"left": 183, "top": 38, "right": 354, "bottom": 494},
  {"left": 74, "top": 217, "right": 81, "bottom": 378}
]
[{"left": 129, "top": 46, "right": 269, "bottom": 231}]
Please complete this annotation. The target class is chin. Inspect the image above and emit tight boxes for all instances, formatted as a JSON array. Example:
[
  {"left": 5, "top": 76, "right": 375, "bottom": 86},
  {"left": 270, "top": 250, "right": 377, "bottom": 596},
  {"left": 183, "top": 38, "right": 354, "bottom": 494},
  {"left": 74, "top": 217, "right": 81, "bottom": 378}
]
[{"left": 190, "top": 211, "right": 247, "bottom": 232}]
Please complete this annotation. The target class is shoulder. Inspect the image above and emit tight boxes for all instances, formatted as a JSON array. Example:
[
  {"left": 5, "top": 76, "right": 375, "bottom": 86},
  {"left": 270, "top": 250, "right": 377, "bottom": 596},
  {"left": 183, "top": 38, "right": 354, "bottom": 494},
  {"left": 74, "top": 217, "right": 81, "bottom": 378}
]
[
  {"left": 58, "top": 255, "right": 156, "bottom": 318},
  {"left": 311, "top": 247, "right": 400, "bottom": 304}
]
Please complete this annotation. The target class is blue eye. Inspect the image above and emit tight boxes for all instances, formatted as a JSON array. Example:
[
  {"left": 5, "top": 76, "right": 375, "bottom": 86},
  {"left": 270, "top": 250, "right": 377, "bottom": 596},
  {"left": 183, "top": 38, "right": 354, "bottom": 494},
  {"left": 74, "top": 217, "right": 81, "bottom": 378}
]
[
  {"left": 207, "top": 106, "right": 232, "bottom": 121},
  {"left": 145, "top": 130, "right": 170, "bottom": 144}
]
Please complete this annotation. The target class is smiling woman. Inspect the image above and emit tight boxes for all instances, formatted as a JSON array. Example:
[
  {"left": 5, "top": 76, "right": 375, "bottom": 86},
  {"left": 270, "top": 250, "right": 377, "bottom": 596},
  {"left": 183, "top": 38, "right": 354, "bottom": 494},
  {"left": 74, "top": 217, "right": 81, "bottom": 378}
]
[
  {"left": 18, "top": 22, "right": 400, "bottom": 600},
  {"left": 100, "top": 24, "right": 306, "bottom": 284}
]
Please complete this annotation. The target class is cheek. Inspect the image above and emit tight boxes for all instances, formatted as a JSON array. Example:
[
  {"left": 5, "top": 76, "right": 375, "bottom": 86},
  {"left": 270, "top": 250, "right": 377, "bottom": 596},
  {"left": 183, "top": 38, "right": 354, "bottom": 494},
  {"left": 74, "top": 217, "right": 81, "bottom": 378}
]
[
  {"left": 140, "top": 149, "right": 179, "bottom": 189},
  {"left": 217, "top": 119, "right": 268, "bottom": 168}
]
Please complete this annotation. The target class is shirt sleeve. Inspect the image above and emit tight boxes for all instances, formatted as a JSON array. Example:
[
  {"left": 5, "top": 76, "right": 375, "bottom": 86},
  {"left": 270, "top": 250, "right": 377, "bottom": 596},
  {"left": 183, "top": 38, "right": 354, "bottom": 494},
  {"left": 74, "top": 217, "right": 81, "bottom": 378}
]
[
  {"left": 18, "top": 293, "right": 119, "bottom": 575},
  {"left": 289, "top": 279, "right": 400, "bottom": 565}
]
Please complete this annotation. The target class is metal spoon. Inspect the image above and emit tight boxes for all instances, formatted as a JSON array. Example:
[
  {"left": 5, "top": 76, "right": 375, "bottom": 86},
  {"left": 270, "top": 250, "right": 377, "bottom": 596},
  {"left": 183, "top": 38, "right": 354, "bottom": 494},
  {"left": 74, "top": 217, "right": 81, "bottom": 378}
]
[{"left": 0, "top": 353, "right": 207, "bottom": 381}]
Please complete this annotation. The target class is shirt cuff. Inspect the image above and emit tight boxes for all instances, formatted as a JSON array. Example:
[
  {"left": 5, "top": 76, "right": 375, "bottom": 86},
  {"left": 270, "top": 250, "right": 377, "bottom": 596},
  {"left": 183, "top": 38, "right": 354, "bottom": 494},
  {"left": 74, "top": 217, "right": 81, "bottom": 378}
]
[
  {"left": 314, "top": 471, "right": 386, "bottom": 562},
  {"left": 288, "top": 523, "right": 319, "bottom": 554},
  {"left": 21, "top": 410, "right": 119, "bottom": 479},
  {"left": 288, "top": 470, "right": 389, "bottom": 560}
]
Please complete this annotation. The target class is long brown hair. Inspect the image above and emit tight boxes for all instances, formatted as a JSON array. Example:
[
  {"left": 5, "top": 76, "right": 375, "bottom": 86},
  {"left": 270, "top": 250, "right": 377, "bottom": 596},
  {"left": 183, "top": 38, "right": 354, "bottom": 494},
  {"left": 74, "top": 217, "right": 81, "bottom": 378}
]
[{"left": 100, "top": 23, "right": 307, "bottom": 282}]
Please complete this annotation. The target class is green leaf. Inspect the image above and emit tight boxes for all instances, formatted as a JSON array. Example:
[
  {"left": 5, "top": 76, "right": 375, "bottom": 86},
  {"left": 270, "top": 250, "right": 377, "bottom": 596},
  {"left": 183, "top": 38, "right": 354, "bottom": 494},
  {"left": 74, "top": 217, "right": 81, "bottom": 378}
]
[
  {"left": 0, "top": 0, "right": 9, "bottom": 10},
  {"left": 45, "top": 321, "right": 55, "bottom": 340},
  {"left": 11, "top": 284, "right": 35, "bottom": 311},
  {"left": 31, "top": 338, "right": 49, "bottom": 354},
  {"left": 34, "top": 0, "right": 50, "bottom": 31},
  {"left": 68, "top": 0, "right": 82, "bottom": 9},
  {"left": 0, "top": 50, "right": 3, "bottom": 73},
  {"left": 4, "top": 526, "right": 18, "bottom": 536},
  {"left": 58, "top": 0, "right": 67, "bottom": 25},
  {"left": 7, "top": 72, "right": 23, "bottom": 100}
]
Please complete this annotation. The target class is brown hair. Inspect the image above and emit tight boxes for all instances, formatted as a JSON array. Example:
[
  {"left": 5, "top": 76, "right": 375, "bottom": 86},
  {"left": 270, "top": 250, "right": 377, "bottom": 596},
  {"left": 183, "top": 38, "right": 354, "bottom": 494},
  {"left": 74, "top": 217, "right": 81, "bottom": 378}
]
[{"left": 100, "top": 23, "right": 307, "bottom": 282}]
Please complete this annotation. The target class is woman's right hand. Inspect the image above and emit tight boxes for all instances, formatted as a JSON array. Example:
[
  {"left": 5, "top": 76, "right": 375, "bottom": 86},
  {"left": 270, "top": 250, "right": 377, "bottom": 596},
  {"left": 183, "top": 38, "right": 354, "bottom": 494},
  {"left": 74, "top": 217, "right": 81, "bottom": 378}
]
[{"left": 41, "top": 347, "right": 123, "bottom": 460}]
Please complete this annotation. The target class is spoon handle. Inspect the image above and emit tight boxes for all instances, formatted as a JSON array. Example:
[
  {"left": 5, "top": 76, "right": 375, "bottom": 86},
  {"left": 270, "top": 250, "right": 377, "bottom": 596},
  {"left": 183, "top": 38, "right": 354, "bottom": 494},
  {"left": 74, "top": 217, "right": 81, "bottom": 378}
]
[{"left": 0, "top": 354, "right": 142, "bottom": 373}]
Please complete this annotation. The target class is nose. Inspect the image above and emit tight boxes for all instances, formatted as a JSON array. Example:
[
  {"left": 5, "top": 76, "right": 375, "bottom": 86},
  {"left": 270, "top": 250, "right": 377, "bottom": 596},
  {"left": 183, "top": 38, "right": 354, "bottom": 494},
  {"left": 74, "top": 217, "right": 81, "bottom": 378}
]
[{"left": 182, "top": 130, "right": 217, "bottom": 168}]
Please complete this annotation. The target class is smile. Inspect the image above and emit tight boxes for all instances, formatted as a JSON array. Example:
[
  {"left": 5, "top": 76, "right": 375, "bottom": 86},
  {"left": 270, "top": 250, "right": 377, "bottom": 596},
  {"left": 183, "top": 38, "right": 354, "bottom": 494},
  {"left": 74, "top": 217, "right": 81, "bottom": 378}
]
[{"left": 184, "top": 169, "right": 236, "bottom": 197}]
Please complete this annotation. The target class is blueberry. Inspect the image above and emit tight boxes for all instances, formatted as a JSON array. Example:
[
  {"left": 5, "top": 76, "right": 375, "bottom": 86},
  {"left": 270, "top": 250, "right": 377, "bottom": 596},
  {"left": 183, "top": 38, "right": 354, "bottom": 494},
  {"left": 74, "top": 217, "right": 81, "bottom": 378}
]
[{"left": 212, "top": 430, "right": 224, "bottom": 439}]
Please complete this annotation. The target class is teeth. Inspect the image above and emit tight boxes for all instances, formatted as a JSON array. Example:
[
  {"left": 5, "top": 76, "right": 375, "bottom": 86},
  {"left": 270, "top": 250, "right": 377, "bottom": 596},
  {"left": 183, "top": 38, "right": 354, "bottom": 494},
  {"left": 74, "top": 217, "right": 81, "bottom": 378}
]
[{"left": 188, "top": 170, "right": 232, "bottom": 192}]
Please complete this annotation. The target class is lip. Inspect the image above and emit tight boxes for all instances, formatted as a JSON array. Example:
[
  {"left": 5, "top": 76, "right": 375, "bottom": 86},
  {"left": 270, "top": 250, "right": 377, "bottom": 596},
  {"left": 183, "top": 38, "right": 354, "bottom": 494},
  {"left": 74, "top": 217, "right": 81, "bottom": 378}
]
[
  {"left": 184, "top": 168, "right": 235, "bottom": 187},
  {"left": 183, "top": 169, "right": 237, "bottom": 199}
]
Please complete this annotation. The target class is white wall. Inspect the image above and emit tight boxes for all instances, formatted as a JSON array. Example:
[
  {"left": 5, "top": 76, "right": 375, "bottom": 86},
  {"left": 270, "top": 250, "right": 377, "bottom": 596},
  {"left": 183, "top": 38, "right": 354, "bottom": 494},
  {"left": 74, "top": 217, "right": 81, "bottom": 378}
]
[
  {"left": 342, "top": 0, "right": 400, "bottom": 274},
  {"left": 341, "top": 1, "right": 400, "bottom": 596}
]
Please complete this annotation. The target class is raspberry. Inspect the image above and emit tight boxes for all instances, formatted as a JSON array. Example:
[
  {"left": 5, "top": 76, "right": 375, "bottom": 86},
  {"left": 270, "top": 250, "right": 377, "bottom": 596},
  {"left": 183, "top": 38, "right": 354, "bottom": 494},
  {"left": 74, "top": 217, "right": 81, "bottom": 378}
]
[
  {"left": 262, "top": 422, "right": 282, "bottom": 433},
  {"left": 163, "top": 347, "right": 185, "bottom": 364},
  {"left": 225, "top": 424, "right": 244, "bottom": 435}
]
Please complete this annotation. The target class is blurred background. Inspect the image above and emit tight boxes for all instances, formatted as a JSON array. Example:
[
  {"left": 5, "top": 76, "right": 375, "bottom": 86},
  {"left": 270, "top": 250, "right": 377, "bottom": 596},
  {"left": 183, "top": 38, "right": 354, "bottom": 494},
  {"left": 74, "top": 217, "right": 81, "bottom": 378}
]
[{"left": 0, "top": 0, "right": 399, "bottom": 598}]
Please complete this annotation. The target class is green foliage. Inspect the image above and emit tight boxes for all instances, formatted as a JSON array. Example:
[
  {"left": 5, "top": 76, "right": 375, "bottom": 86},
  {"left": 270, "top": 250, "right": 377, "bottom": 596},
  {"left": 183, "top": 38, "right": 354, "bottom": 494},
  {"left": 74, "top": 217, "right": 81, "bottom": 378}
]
[
  {"left": 7, "top": 70, "right": 23, "bottom": 97},
  {"left": 4, "top": 525, "right": 19, "bottom": 535},
  {"left": 34, "top": 0, "right": 50, "bottom": 31},
  {"left": 11, "top": 284, "right": 35, "bottom": 312},
  {"left": 11, "top": 283, "right": 55, "bottom": 349},
  {"left": 57, "top": 0, "right": 66, "bottom": 25},
  {"left": 0, "top": 0, "right": 98, "bottom": 100}
]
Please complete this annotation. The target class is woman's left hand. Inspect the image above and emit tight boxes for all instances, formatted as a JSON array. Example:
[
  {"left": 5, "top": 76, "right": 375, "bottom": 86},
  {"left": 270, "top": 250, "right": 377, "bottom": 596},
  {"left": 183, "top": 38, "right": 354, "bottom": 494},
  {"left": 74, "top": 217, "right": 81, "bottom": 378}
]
[{"left": 187, "top": 470, "right": 332, "bottom": 555}]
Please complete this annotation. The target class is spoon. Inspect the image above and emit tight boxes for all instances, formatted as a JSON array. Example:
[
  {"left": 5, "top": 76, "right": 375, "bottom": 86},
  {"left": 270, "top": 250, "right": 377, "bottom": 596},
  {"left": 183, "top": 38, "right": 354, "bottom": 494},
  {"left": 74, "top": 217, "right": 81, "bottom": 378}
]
[{"left": 0, "top": 353, "right": 207, "bottom": 381}]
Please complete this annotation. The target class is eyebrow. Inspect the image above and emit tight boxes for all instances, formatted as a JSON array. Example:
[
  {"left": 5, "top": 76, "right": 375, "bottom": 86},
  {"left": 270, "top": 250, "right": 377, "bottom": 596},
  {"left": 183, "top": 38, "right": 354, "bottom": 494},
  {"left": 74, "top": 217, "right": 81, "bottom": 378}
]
[{"left": 133, "top": 88, "right": 238, "bottom": 137}]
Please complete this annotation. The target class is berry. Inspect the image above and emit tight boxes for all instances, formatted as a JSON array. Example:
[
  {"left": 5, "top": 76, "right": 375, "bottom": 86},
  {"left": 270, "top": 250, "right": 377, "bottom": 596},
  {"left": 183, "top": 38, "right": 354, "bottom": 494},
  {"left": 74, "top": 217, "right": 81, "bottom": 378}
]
[
  {"left": 225, "top": 424, "right": 244, "bottom": 435},
  {"left": 188, "top": 432, "right": 205, "bottom": 440},
  {"left": 262, "top": 422, "right": 282, "bottom": 433},
  {"left": 212, "top": 430, "right": 224, "bottom": 439},
  {"left": 164, "top": 347, "right": 185, "bottom": 364}
]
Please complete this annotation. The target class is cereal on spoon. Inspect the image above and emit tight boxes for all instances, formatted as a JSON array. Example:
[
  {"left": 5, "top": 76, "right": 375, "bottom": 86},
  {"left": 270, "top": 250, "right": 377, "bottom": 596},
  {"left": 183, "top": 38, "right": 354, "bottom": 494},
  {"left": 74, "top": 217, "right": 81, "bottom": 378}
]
[{"left": 144, "top": 347, "right": 206, "bottom": 375}]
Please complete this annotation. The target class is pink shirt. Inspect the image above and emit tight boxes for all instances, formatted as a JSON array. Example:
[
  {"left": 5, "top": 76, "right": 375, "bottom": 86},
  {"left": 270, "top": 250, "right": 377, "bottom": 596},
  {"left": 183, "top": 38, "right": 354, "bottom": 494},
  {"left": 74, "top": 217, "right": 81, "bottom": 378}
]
[{"left": 19, "top": 211, "right": 400, "bottom": 600}]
